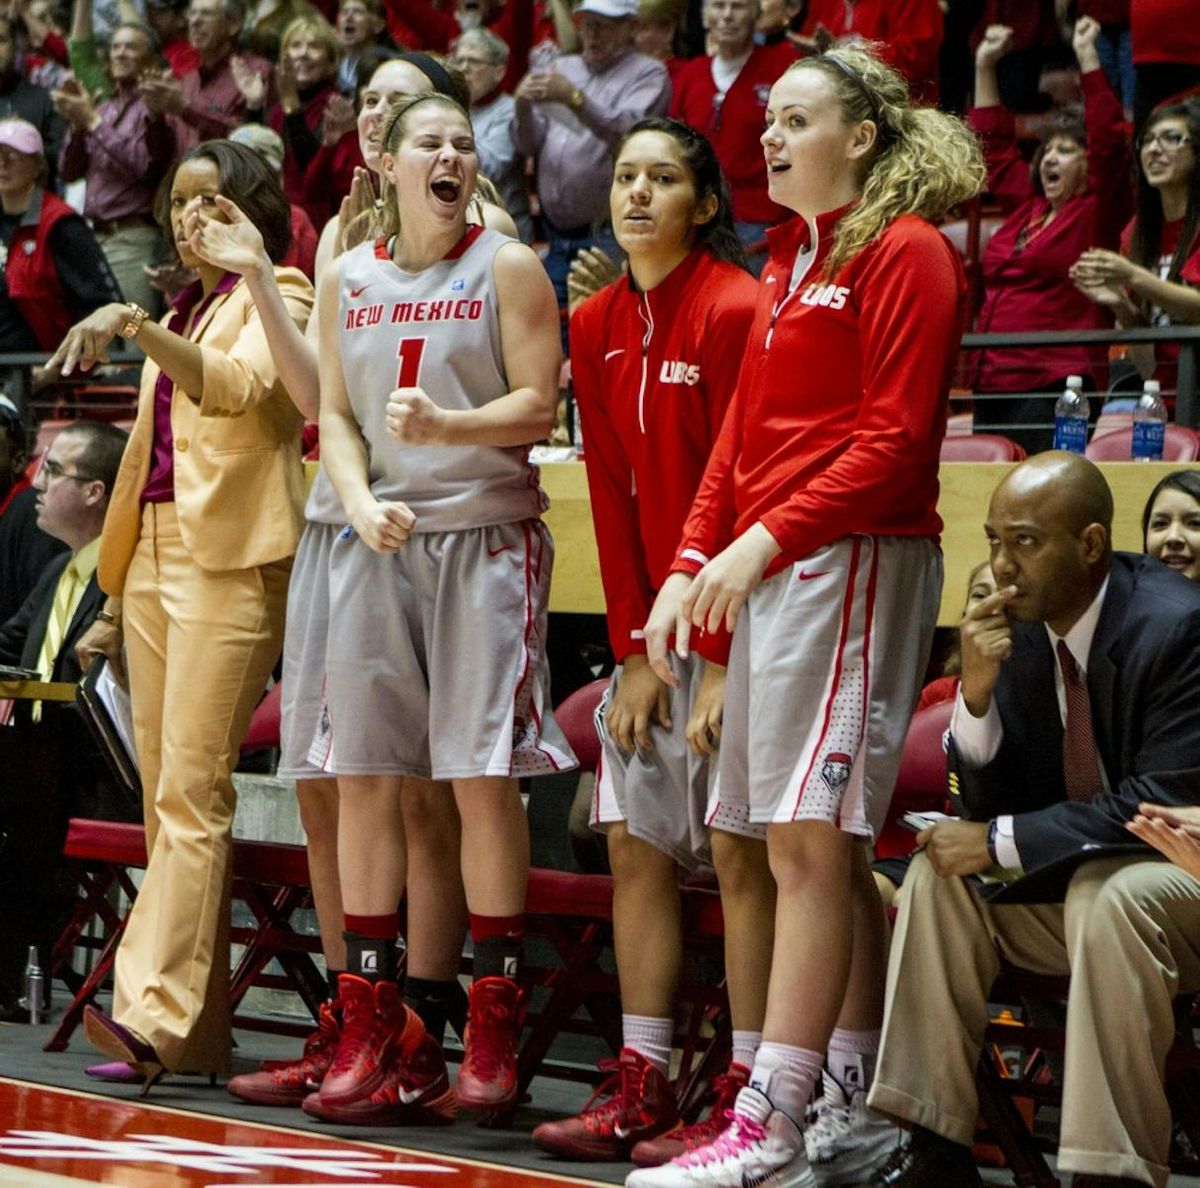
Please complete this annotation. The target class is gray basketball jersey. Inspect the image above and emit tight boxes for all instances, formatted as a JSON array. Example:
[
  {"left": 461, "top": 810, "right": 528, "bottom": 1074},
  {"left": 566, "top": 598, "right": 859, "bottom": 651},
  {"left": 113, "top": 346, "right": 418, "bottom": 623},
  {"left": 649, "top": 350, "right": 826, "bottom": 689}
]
[
  {"left": 337, "top": 228, "right": 548, "bottom": 532},
  {"left": 304, "top": 464, "right": 344, "bottom": 525}
]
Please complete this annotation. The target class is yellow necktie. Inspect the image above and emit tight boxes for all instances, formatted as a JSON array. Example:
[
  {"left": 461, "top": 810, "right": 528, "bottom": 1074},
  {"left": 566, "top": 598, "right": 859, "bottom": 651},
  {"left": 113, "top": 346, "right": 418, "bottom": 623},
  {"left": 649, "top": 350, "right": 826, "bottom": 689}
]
[{"left": 32, "top": 560, "right": 82, "bottom": 722}]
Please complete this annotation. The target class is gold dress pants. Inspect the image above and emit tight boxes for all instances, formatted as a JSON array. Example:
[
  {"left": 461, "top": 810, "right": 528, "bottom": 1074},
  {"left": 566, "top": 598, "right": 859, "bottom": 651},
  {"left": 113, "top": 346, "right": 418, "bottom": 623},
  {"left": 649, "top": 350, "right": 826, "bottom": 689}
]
[{"left": 112, "top": 502, "right": 290, "bottom": 1073}]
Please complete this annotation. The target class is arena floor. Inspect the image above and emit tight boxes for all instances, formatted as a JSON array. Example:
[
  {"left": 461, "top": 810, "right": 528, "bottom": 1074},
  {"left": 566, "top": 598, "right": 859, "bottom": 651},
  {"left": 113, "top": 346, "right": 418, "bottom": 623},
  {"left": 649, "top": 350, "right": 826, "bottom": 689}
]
[{"left": 0, "top": 1011, "right": 1187, "bottom": 1187}]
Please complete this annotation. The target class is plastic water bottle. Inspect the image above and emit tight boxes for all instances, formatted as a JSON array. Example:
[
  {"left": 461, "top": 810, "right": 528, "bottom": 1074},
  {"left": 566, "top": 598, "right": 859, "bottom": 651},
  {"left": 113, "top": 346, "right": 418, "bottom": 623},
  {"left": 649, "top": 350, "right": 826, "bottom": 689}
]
[
  {"left": 1132, "top": 379, "right": 1168, "bottom": 462},
  {"left": 1052, "top": 375, "right": 1089, "bottom": 455},
  {"left": 24, "top": 945, "right": 44, "bottom": 1024}
]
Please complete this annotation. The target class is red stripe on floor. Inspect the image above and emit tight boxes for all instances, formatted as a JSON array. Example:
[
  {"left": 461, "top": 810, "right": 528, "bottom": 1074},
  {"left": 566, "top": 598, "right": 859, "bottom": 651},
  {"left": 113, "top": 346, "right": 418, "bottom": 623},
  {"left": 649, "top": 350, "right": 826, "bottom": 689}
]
[{"left": 0, "top": 1078, "right": 608, "bottom": 1186}]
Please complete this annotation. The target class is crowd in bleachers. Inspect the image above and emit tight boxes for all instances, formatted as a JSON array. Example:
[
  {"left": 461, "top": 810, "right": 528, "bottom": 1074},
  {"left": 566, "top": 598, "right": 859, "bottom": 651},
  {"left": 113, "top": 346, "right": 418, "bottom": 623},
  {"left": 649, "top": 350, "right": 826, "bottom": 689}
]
[
  {"left": 2, "top": 3, "right": 1200, "bottom": 1188},
  {"left": 0, "top": 0, "right": 1196, "bottom": 396}
]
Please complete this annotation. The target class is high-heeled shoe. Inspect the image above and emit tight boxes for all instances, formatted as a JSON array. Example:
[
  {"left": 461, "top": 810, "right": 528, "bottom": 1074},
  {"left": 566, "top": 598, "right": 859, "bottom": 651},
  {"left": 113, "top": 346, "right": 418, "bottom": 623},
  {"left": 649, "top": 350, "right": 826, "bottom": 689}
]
[
  {"left": 82, "top": 1006, "right": 165, "bottom": 1095},
  {"left": 85, "top": 1061, "right": 144, "bottom": 1084}
]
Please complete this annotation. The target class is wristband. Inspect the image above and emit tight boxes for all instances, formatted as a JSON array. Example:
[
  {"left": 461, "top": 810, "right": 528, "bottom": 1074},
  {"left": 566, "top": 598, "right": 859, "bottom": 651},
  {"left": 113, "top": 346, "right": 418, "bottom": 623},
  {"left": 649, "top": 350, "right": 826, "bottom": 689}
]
[{"left": 986, "top": 819, "right": 1000, "bottom": 865}]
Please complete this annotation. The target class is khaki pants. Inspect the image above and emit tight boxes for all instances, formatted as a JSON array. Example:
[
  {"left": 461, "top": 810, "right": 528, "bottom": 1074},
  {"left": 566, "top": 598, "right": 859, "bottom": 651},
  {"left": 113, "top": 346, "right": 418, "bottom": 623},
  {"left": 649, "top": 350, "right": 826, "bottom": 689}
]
[
  {"left": 113, "top": 502, "right": 290, "bottom": 1073},
  {"left": 869, "top": 851, "right": 1200, "bottom": 1188}
]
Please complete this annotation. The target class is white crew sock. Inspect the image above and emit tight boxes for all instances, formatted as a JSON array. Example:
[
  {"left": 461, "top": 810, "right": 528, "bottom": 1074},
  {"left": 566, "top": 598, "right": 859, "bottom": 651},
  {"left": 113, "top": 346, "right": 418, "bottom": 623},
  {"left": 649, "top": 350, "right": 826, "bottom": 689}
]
[
  {"left": 731, "top": 1028, "right": 762, "bottom": 1073},
  {"left": 747, "top": 1040, "right": 823, "bottom": 1124},
  {"left": 827, "top": 1026, "right": 881, "bottom": 1093},
  {"left": 623, "top": 1013, "right": 673, "bottom": 1078}
]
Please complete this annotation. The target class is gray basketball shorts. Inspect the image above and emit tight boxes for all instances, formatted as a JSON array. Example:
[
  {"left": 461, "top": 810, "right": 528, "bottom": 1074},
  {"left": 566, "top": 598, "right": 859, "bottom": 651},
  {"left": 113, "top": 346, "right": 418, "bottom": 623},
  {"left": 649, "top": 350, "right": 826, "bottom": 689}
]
[
  {"left": 278, "top": 520, "right": 340, "bottom": 780},
  {"left": 591, "top": 653, "right": 721, "bottom": 873},
  {"left": 707, "top": 534, "right": 942, "bottom": 842},
  {"left": 309, "top": 518, "right": 577, "bottom": 780}
]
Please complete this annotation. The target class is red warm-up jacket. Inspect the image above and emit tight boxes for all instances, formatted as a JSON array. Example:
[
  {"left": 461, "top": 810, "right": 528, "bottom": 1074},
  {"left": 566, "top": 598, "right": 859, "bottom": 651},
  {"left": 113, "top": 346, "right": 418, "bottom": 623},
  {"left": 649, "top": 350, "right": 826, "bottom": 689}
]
[
  {"left": 673, "top": 206, "right": 967, "bottom": 582},
  {"left": 571, "top": 248, "right": 758, "bottom": 664}
]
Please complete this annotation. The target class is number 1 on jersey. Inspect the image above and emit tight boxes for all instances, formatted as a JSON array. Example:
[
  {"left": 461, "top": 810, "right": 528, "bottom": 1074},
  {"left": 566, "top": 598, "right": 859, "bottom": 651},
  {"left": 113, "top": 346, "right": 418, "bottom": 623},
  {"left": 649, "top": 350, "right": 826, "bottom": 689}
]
[{"left": 397, "top": 337, "right": 427, "bottom": 388}]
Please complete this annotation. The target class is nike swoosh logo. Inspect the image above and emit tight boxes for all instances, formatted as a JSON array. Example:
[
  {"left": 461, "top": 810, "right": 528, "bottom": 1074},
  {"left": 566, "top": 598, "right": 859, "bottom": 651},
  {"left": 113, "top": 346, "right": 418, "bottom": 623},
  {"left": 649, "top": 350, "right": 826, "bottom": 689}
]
[
  {"left": 349, "top": 284, "right": 371, "bottom": 298},
  {"left": 797, "top": 569, "right": 831, "bottom": 582},
  {"left": 612, "top": 1124, "right": 632, "bottom": 1140},
  {"left": 604, "top": 349, "right": 625, "bottom": 361},
  {"left": 487, "top": 545, "right": 514, "bottom": 557},
  {"left": 397, "top": 1084, "right": 431, "bottom": 1104}
]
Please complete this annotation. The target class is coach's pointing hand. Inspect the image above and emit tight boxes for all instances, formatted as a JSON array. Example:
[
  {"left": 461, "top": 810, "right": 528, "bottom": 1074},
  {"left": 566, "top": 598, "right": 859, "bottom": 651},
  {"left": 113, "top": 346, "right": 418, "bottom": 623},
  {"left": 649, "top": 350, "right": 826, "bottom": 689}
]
[{"left": 387, "top": 388, "right": 449, "bottom": 445}]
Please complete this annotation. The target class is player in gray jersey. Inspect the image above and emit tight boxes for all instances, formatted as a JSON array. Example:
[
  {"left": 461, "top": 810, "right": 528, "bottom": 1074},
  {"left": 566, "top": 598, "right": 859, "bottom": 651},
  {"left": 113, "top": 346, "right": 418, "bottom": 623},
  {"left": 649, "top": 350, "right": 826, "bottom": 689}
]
[
  {"left": 315, "top": 89, "right": 575, "bottom": 1118},
  {"left": 189, "top": 56, "right": 512, "bottom": 1114}
]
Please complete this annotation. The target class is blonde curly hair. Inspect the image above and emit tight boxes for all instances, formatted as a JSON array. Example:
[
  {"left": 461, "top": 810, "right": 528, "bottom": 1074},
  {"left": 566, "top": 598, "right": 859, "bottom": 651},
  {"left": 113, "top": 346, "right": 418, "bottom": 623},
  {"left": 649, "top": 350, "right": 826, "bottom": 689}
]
[{"left": 781, "top": 44, "right": 986, "bottom": 279}]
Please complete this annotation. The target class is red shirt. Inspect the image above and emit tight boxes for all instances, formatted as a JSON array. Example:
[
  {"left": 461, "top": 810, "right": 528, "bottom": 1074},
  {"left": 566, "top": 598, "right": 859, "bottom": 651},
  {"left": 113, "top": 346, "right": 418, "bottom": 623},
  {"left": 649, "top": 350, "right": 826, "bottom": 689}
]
[
  {"left": 283, "top": 205, "right": 319, "bottom": 279},
  {"left": 670, "top": 42, "right": 799, "bottom": 226},
  {"left": 802, "top": 0, "right": 943, "bottom": 104},
  {"left": 673, "top": 207, "right": 968, "bottom": 580},
  {"left": 389, "top": 0, "right": 538, "bottom": 92},
  {"left": 571, "top": 249, "right": 758, "bottom": 663},
  {"left": 968, "top": 69, "right": 1132, "bottom": 392},
  {"left": 1132, "top": 0, "right": 1200, "bottom": 66},
  {"left": 1120, "top": 215, "right": 1200, "bottom": 386}
]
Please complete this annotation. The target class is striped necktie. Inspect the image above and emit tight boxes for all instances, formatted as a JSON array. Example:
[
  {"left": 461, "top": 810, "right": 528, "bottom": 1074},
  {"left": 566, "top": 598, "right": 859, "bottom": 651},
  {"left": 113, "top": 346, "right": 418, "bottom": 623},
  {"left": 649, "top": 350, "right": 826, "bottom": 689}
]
[{"left": 1056, "top": 639, "right": 1103, "bottom": 802}]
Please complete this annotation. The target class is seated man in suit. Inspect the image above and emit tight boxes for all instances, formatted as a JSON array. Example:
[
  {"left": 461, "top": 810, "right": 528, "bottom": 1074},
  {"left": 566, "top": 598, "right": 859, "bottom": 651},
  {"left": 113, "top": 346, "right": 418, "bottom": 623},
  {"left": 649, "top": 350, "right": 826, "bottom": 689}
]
[
  {"left": 0, "top": 397, "right": 67, "bottom": 623},
  {"left": 0, "top": 419, "right": 131, "bottom": 1020},
  {"left": 862, "top": 452, "right": 1200, "bottom": 1188}
]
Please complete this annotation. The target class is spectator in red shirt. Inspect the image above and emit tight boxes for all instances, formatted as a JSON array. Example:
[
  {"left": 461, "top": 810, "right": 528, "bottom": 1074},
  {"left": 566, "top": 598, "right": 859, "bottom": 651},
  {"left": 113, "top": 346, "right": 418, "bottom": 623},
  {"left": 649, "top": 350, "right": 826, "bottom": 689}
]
[
  {"left": 1131, "top": 0, "right": 1200, "bottom": 131},
  {"left": 968, "top": 18, "right": 1132, "bottom": 453},
  {"left": 333, "top": 0, "right": 387, "bottom": 93},
  {"left": 139, "top": 0, "right": 274, "bottom": 152},
  {"left": 144, "top": 0, "right": 201, "bottom": 78},
  {"left": 258, "top": 14, "right": 362, "bottom": 230},
  {"left": 1073, "top": 96, "right": 1200, "bottom": 389},
  {"left": 670, "top": 0, "right": 798, "bottom": 270},
  {"left": 801, "top": 0, "right": 943, "bottom": 105}
]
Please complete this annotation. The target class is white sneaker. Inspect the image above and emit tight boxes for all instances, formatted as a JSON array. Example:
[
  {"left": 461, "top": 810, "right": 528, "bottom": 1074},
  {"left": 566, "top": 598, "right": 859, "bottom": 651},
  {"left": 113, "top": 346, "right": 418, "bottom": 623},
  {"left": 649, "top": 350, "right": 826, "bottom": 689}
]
[
  {"left": 804, "top": 1071, "right": 900, "bottom": 1185},
  {"left": 625, "top": 1086, "right": 817, "bottom": 1187}
]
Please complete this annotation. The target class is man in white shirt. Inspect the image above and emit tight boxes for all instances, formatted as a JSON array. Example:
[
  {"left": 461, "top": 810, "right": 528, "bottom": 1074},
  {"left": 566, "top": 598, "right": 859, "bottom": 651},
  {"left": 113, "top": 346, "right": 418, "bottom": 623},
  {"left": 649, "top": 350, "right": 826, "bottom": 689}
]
[{"left": 862, "top": 452, "right": 1200, "bottom": 1188}]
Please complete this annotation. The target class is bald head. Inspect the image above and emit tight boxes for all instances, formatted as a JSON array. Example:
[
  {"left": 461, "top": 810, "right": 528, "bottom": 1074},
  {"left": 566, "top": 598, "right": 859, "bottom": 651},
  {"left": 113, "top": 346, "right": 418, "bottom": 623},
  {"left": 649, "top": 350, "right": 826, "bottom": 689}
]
[
  {"left": 991, "top": 452, "right": 1113, "bottom": 539},
  {"left": 984, "top": 452, "right": 1113, "bottom": 634}
]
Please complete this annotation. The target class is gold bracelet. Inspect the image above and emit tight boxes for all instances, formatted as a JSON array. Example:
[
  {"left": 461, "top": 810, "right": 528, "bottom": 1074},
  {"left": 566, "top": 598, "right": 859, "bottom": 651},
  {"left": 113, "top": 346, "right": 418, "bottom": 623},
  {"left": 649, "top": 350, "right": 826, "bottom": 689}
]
[{"left": 118, "top": 302, "right": 149, "bottom": 340}]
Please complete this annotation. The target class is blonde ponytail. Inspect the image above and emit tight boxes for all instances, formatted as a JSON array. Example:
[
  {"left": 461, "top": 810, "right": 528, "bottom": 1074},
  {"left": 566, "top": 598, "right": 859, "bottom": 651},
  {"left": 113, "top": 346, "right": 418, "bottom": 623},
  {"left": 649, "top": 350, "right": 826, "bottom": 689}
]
[{"left": 785, "top": 45, "right": 985, "bottom": 279}]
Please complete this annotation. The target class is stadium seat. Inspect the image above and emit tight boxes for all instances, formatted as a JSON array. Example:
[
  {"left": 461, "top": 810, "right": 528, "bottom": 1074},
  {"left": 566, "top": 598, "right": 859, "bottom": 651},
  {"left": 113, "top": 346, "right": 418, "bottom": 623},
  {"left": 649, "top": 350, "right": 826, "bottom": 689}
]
[
  {"left": 553, "top": 677, "right": 606, "bottom": 774},
  {"left": 240, "top": 682, "right": 282, "bottom": 754},
  {"left": 1084, "top": 425, "right": 1200, "bottom": 461},
  {"left": 940, "top": 433, "right": 1027, "bottom": 462},
  {"left": 875, "top": 699, "right": 954, "bottom": 861}
]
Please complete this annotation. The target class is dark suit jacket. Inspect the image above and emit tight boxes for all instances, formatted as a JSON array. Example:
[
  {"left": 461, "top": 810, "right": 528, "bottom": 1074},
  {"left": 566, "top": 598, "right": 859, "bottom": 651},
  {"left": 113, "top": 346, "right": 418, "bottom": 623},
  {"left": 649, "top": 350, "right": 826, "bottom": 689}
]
[
  {"left": 949, "top": 551, "right": 1200, "bottom": 902},
  {"left": 0, "top": 551, "right": 106, "bottom": 699}
]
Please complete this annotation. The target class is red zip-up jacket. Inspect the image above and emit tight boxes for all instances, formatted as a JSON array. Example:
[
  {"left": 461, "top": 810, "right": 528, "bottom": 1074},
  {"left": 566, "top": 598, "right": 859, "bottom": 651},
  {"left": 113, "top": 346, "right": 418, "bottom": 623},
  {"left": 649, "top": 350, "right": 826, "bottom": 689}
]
[
  {"left": 968, "top": 69, "right": 1131, "bottom": 393},
  {"left": 669, "top": 41, "right": 799, "bottom": 226},
  {"left": 672, "top": 207, "right": 967, "bottom": 582},
  {"left": 571, "top": 248, "right": 758, "bottom": 664}
]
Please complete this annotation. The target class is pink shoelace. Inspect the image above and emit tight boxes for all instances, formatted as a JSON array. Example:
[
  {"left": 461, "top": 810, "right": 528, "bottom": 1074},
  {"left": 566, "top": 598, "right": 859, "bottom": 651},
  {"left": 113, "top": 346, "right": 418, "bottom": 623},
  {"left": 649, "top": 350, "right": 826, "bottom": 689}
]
[{"left": 677, "top": 1112, "right": 767, "bottom": 1168}]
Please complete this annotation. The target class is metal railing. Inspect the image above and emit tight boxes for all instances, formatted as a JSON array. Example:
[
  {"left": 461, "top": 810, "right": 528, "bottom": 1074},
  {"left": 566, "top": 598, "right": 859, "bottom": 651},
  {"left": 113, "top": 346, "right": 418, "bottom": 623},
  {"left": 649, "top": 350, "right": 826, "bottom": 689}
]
[
  {"left": 960, "top": 324, "right": 1200, "bottom": 429},
  {"left": 3, "top": 325, "right": 1198, "bottom": 426}
]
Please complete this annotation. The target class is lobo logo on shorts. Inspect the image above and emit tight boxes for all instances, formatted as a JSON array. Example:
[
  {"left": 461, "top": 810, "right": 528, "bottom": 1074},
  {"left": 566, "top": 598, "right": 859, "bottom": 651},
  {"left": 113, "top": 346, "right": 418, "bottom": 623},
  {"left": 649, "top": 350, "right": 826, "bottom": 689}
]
[{"left": 819, "top": 751, "right": 852, "bottom": 793}]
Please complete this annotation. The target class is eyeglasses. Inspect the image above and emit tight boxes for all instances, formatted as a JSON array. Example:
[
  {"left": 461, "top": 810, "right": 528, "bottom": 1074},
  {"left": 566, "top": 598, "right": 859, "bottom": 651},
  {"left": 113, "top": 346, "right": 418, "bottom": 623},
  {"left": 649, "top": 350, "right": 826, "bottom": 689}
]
[
  {"left": 1140, "top": 129, "right": 1192, "bottom": 151},
  {"left": 41, "top": 458, "right": 97, "bottom": 483},
  {"left": 450, "top": 55, "right": 496, "bottom": 69}
]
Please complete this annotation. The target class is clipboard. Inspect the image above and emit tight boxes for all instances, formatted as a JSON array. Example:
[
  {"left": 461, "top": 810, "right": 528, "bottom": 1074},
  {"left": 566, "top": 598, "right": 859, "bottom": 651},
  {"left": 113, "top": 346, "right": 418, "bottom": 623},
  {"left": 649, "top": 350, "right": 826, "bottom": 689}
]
[{"left": 77, "top": 656, "right": 141, "bottom": 804}]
